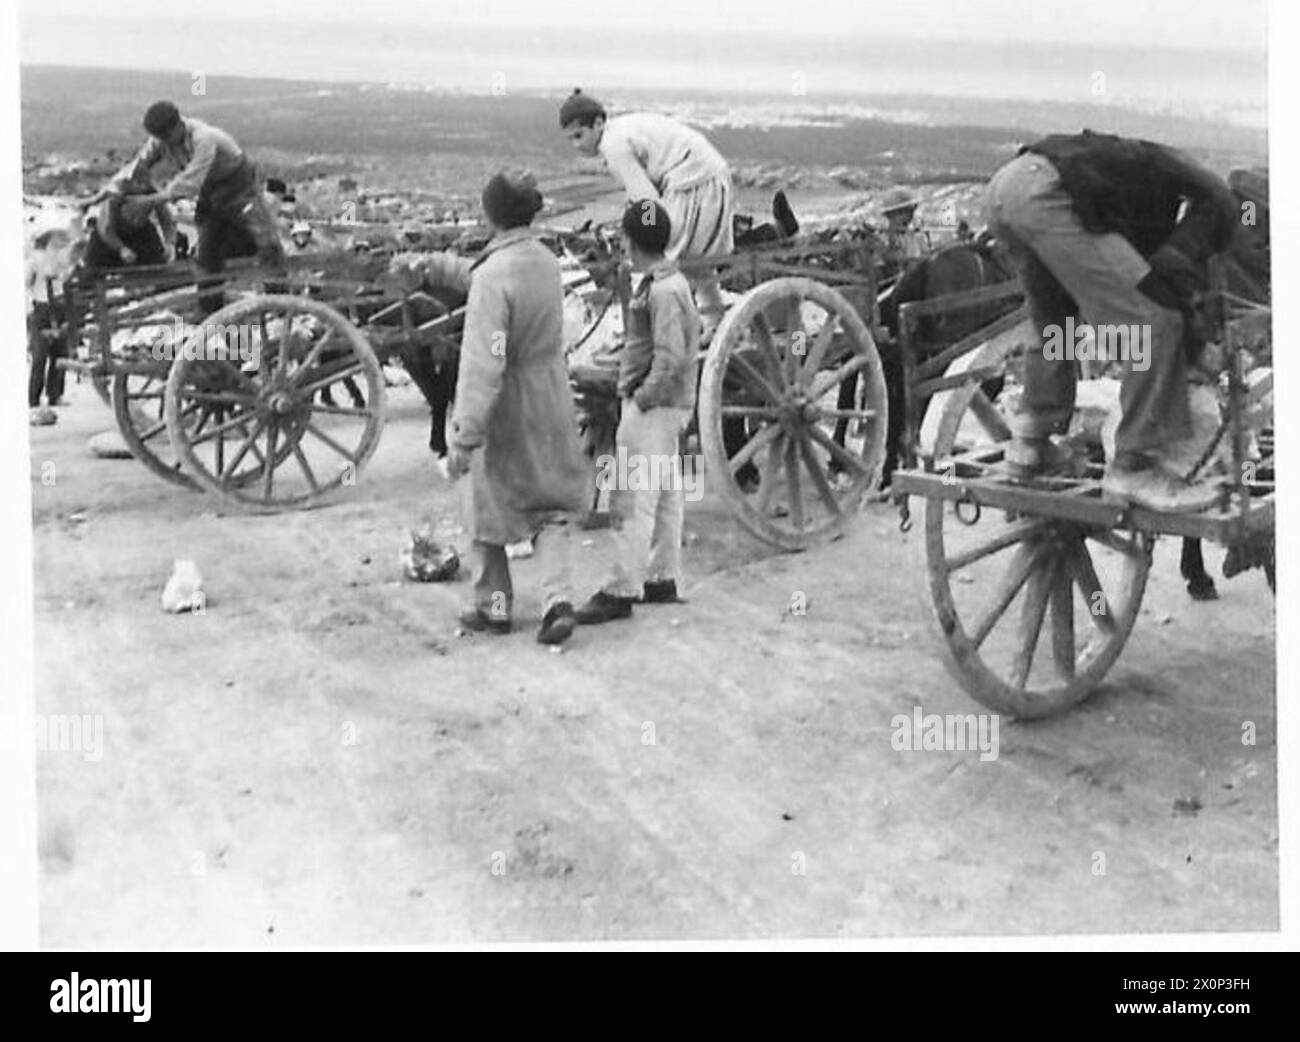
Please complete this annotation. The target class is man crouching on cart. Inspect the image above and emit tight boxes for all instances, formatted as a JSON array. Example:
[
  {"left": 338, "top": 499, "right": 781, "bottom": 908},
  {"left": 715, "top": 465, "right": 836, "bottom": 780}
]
[{"left": 986, "top": 130, "right": 1240, "bottom": 513}]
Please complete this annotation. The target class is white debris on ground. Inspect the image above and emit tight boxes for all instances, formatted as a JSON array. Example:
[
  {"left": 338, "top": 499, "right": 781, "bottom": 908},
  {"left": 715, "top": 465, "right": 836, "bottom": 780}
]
[{"left": 161, "top": 559, "right": 206, "bottom": 613}]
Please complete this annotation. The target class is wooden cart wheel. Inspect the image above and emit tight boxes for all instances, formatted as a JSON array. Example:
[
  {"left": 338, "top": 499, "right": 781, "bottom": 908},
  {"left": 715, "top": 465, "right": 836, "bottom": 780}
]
[
  {"left": 699, "top": 277, "right": 888, "bottom": 550},
  {"left": 164, "top": 295, "right": 386, "bottom": 511},
  {"left": 112, "top": 368, "right": 201, "bottom": 489},
  {"left": 923, "top": 338, "right": 1151, "bottom": 718},
  {"left": 91, "top": 370, "right": 113, "bottom": 409}
]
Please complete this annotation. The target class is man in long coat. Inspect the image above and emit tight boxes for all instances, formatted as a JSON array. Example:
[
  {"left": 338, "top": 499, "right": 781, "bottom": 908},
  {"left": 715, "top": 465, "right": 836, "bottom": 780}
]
[{"left": 407, "top": 170, "right": 588, "bottom": 645}]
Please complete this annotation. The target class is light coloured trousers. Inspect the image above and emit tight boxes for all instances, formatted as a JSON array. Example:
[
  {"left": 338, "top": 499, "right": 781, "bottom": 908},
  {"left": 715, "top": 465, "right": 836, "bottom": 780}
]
[
  {"left": 985, "top": 151, "right": 1191, "bottom": 458},
  {"left": 469, "top": 515, "right": 576, "bottom": 619},
  {"left": 665, "top": 174, "right": 734, "bottom": 329},
  {"left": 601, "top": 402, "right": 691, "bottom": 598}
]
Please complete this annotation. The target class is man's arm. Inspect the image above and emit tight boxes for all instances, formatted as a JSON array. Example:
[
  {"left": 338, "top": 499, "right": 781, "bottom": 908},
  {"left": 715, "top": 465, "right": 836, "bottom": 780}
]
[
  {"left": 158, "top": 128, "right": 218, "bottom": 202},
  {"left": 449, "top": 271, "right": 509, "bottom": 450},
  {"left": 154, "top": 201, "right": 177, "bottom": 246},
  {"left": 94, "top": 198, "right": 126, "bottom": 254},
  {"left": 109, "top": 138, "right": 164, "bottom": 194},
  {"left": 600, "top": 130, "right": 662, "bottom": 202},
  {"left": 633, "top": 283, "right": 693, "bottom": 410}
]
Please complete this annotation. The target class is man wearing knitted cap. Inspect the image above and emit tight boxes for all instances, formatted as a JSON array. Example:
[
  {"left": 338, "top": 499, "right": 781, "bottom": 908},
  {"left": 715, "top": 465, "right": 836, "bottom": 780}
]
[
  {"left": 560, "top": 89, "right": 733, "bottom": 333},
  {"left": 393, "top": 169, "right": 588, "bottom": 645},
  {"left": 107, "top": 100, "right": 285, "bottom": 314}
]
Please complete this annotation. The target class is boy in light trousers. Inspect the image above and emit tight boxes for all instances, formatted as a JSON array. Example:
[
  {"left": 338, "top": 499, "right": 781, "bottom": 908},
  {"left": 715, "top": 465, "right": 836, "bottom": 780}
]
[{"left": 576, "top": 200, "right": 701, "bottom": 624}]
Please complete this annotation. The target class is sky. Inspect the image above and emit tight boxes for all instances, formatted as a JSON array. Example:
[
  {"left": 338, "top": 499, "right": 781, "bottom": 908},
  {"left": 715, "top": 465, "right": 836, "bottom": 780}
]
[{"left": 21, "top": 0, "right": 1268, "bottom": 54}]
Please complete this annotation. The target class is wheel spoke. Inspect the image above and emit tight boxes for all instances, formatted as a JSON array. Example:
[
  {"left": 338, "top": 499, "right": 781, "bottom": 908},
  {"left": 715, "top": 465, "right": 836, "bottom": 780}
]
[
  {"left": 276, "top": 308, "right": 297, "bottom": 375},
  {"left": 262, "top": 421, "right": 278, "bottom": 500},
  {"left": 796, "top": 430, "right": 841, "bottom": 514},
  {"left": 970, "top": 540, "right": 1044, "bottom": 648},
  {"left": 1010, "top": 559, "right": 1054, "bottom": 688},
  {"left": 1049, "top": 558, "right": 1076, "bottom": 678},
  {"left": 727, "top": 351, "right": 783, "bottom": 404},
  {"left": 756, "top": 434, "right": 784, "bottom": 516},
  {"left": 720, "top": 404, "right": 782, "bottom": 418},
  {"left": 290, "top": 434, "right": 321, "bottom": 493},
  {"left": 968, "top": 389, "right": 1011, "bottom": 442},
  {"left": 809, "top": 353, "right": 871, "bottom": 400},
  {"left": 222, "top": 415, "right": 267, "bottom": 479},
  {"left": 785, "top": 434, "right": 804, "bottom": 530},
  {"left": 750, "top": 312, "right": 787, "bottom": 388},
  {"left": 303, "top": 419, "right": 357, "bottom": 461},
  {"left": 814, "top": 407, "right": 877, "bottom": 420},
  {"left": 189, "top": 408, "right": 261, "bottom": 445},
  {"left": 137, "top": 401, "right": 200, "bottom": 443},
  {"left": 1071, "top": 539, "right": 1116, "bottom": 635},
  {"left": 288, "top": 327, "right": 337, "bottom": 388},
  {"left": 807, "top": 424, "right": 872, "bottom": 476},
  {"left": 944, "top": 518, "right": 1044, "bottom": 573},
  {"left": 799, "top": 313, "right": 840, "bottom": 384},
  {"left": 299, "top": 360, "right": 365, "bottom": 399},
  {"left": 728, "top": 422, "right": 783, "bottom": 476}
]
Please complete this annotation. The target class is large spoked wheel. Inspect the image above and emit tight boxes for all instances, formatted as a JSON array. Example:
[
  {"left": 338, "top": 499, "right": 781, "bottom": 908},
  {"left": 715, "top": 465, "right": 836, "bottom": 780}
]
[
  {"left": 164, "top": 295, "right": 386, "bottom": 512},
  {"left": 923, "top": 338, "right": 1151, "bottom": 719},
  {"left": 112, "top": 367, "right": 201, "bottom": 489},
  {"left": 699, "top": 277, "right": 888, "bottom": 550}
]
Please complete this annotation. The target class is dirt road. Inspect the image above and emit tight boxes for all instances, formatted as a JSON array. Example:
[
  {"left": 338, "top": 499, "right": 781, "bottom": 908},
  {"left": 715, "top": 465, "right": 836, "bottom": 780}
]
[{"left": 31, "top": 379, "right": 1276, "bottom": 945}]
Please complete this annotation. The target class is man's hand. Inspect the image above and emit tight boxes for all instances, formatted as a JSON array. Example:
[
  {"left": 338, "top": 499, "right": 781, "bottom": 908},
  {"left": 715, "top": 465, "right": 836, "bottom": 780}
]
[
  {"left": 445, "top": 443, "right": 474, "bottom": 480},
  {"left": 119, "top": 246, "right": 138, "bottom": 265}
]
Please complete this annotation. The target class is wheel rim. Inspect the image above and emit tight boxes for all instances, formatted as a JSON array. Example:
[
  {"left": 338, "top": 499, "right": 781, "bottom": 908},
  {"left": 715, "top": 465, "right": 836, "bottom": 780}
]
[
  {"left": 922, "top": 338, "right": 1150, "bottom": 718},
  {"left": 112, "top": 368, "right": 201, "bottom": 490},
  {"left": 699, "top": 277, "right": 887, "bottom": 550},
  {"left": 165, "top": 295, "right": 386, "bottom": 511}
]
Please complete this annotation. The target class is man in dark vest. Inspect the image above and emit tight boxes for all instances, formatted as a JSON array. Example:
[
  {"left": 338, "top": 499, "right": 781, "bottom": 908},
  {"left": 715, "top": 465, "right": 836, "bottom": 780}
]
[
  {"left": 986, "top": 130, "right": 1240, "bottom": 512},
  {"left": 111, "top": 101, "right": 285, "bottom": 314},
  {"left": 82, "top": 170, "right": 176, "bottom": 272}
]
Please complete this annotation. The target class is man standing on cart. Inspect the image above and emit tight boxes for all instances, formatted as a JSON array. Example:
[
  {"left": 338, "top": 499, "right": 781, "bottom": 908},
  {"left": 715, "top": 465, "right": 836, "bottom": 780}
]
[
  {"left": 560, "top": 89, "right": 733, "bottom": 335},
  {"left": 108, "top": 101, "right": 285, "bottom": 315},
  {"left": 985, "top": 129, "right": 1240, "bottom": 513}
]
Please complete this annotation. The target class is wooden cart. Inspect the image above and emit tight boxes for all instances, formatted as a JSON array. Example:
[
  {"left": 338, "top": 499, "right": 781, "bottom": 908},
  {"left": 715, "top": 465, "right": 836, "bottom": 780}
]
[
  {"left": 63, "top": 230, "right": 894, "bottom": 549},
  {"left": 889, "top": 263, "right": 1275, "bottom": 718}
]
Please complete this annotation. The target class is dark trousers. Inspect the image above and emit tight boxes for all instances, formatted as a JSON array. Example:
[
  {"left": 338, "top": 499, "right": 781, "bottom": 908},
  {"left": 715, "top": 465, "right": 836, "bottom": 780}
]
[
  {"left": 83, "top": 224, "right": 166, "bottom": 271},
  {"left": 28, "top": 302, "right": 66, "bottom": 407},
  {"left": 195, "top": 188, "right": 286, "bottom": 316}
]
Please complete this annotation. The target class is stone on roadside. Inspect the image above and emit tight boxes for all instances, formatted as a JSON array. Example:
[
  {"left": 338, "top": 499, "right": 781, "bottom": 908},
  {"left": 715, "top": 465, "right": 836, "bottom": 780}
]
[{"left": 88, "top": 430, "right": 134, "bottom": 459}]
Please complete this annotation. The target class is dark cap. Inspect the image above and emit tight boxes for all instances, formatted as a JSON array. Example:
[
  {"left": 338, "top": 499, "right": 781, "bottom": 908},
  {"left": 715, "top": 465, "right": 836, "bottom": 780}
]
[
  {"left": 481, "top": 169, "right": 544, "bottom": 230},
  {"left": 559, "top": 89, "right": 606, "bottom": 128},
  {"left": 621, "top": 199, "right": 671, "bottom": 255},
  {"left": 143, "top": 100, "right": 182, "bottom": 137}
]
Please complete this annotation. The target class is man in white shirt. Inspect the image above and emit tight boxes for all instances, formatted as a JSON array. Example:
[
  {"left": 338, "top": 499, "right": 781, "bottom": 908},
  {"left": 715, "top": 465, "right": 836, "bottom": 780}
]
[{"left": 560, "top": 90, "right": 733, "bottom": 332}]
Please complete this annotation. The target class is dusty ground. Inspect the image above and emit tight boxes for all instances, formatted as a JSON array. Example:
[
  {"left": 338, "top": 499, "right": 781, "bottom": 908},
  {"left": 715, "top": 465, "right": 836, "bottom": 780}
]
[{"left": 31, "top": 376, "right": 1277, "bottom": 946}]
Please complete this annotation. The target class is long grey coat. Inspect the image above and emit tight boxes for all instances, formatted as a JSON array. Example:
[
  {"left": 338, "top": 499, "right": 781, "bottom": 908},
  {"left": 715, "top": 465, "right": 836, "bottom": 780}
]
[{"left": 428, "top": 228, "right": 587, "bottom": 545}]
